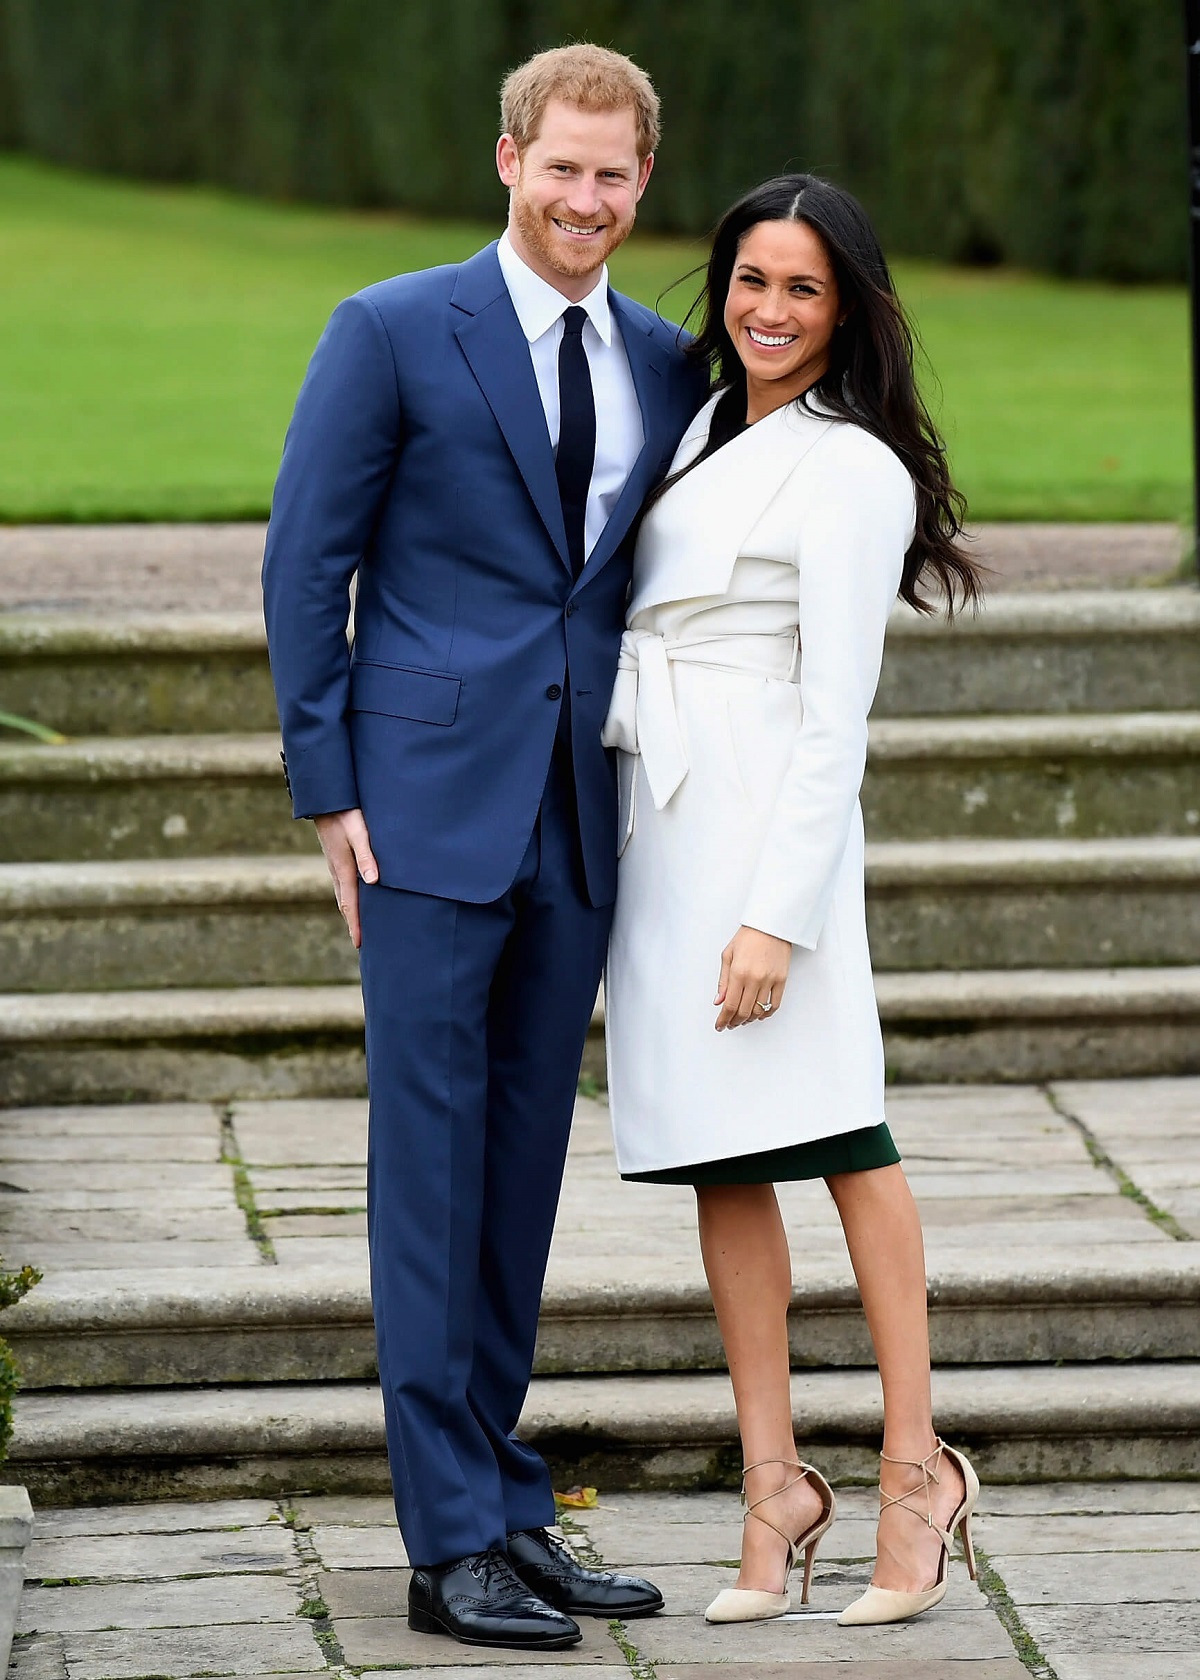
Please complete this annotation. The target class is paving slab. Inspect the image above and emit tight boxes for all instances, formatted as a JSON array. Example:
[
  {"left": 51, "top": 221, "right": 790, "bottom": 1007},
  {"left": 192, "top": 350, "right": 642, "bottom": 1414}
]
[
  {"left": 1019, "top": 1601, "right": 1200, "bottom": 1652},
  {"left": 2, "top": 1189, "right": 237, "bottom": 1211},
  {"left": 393, "top": 1671, "right": 632, "bottom": 1679},
  {"left": 633, "top": 1606, "right": 1013, "bottom": 1664},
  {"left": 383, "top": 1671, "right": 631, "bottom": 1679},
  {"left": 10, "top": 1241, "right": 261, "bottom": 1272},
  {"left": 289, "top": 1496, "right": 396, "bottom": 1528},
  {"left": 48, "top": 1623, "right": 324, "bottom": 1679},
  {"left": 1051, "top": 1659, "right": 1200, "bottom": 1680},
  {"left": 993, "top": 1549, "right": 1200, "bottom": 1604},
  {"left": 269, "top": 1237, "right": 368, "bottom": 1267},
  {"left": 17, "top": 1572, "right": 301, "bottom": 1631},
  {"left": 252, "top": 1190, "right": 367, "bottom": 1213},
  {"left": 333, "top": 1613, "right": 623, "bottom": 1666},
  {"left": 25, "top": 1526, "right": 298, "bottom": 1582},
  {"left": 963, "top": 1481, "right": 1200, "bottom": 1516},
  {"left": 264, "top": 1213, "right": 366, "bottom": 1238},
  {"left": 248, "top": 1167, "right": 365, "bottom": 1192},
  {"left": 653, "top": 1667, "right": 1028, "bottom": 1678},
  {"left": 977, "top": 1510, "right": 1200, "bottom": 1553},
  {"left": 30, "top": 1500, "right": 280, "bottom": 1538},
  {"left": 0, "top": 1209, "right": 247, "bottom": 1242},
  {"left": 317, "top": 1566, "right": 405, "bottom": 1617},
  {"left": 0, "top": 1104, "right": 221, "bottom": 1135},
  {"left": 0, "top": 1163, "right": 234, "bottom": 1192},
  {"left": 309, "top": 1524, "right": 408, "bottom": 1569},
  {"left": 0, "top": 1134, "right": 219, "bottom": 1163}
]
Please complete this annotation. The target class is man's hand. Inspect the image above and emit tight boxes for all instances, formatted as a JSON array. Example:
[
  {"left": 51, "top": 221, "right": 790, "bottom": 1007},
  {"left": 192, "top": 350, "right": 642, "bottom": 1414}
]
[
  {"left": 714, "top": 926, "right": 792, "bottom": 1030},
  {"left": 314, "top": 808, "right": 379, "bottom": 949}
]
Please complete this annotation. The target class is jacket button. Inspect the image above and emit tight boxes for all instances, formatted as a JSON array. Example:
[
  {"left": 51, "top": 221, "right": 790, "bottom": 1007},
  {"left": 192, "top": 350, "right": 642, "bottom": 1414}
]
[
  {"left": 565, "top": 601, "right": 577, "bottom": 617},
  {"left": 546, "top": 684, "right": 562, "bottom": 701}
]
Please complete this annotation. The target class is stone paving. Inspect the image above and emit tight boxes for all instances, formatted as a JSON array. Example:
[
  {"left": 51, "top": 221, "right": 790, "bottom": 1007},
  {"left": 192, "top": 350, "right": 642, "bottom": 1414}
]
[
  {"left": 3, "top": 1080, "right": 1196, "bottom": 1283},
  {"left": 9, "top": 1481, "right": 1200, "bottom": 1678},
  {"left": 3, "top": 1077, "right": 1200, "bottom": 1673},
  {"left": 0, "top": 524, "right": 1186, "bottom": 616}
]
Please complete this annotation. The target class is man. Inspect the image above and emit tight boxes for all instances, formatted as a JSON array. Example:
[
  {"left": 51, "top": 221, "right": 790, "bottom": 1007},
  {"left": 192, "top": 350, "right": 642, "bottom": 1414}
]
[{"left": 263, "top": 43, "right": 706, "bottom": 1653}]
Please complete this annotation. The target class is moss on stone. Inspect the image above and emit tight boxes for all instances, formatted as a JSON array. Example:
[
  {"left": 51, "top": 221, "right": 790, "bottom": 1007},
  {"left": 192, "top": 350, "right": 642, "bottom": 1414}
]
[{"left": 0, "top": 1256, "right": 40, "bottom": 1461}]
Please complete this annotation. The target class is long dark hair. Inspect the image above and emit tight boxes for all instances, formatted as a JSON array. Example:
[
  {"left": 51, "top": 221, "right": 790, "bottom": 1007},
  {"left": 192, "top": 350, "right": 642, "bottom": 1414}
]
[{"left": 664, "top": 174, "right": 981, "bottom": 615}]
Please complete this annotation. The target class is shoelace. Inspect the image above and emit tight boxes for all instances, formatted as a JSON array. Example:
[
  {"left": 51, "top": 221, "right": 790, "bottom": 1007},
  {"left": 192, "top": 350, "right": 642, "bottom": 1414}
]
[{"left": 467, "top": 1549, "right": 530, "bottom": 1597}]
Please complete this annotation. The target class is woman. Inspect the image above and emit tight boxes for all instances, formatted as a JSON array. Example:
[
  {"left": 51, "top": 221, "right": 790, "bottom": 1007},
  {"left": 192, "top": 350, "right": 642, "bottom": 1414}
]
[{"left": 601, "top": 174, "right": 984, "bottom": 1628}]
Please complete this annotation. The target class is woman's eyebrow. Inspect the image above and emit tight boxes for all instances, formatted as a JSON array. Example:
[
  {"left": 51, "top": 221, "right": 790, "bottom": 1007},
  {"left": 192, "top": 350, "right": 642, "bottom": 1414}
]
[{"left": 736, "top": 263, "right": 826, "bottom": 285}]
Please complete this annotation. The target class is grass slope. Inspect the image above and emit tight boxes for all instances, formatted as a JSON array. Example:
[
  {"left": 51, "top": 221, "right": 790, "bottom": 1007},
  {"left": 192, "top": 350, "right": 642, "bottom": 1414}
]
[{"left": 0, "top": 155, "right": 1189, "bottom": 523}]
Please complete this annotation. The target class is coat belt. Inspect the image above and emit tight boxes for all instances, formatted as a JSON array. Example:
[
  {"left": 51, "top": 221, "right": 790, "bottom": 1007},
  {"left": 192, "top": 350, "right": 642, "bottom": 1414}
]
[{"left": 600, "top": 628, "right": 798, "bottom": 814}]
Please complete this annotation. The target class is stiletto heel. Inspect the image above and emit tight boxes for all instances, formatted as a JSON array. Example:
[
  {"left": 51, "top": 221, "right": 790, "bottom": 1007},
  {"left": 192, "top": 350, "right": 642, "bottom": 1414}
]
[
  {"left": 957, "top": 1507, "right": 979, "bottom": 1581},
  {"left": 838, "top": 1440, "right": 979, "bottom": 1627},
  {"left": 705, "top": 1459, "right": 837, "bottom": 1623}
]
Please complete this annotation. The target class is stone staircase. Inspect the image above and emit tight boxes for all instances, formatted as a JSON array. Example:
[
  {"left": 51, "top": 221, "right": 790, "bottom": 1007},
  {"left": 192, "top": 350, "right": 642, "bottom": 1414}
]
[
  {"left": 1, "top": 591, "right": 1199, "bottom": 1101},
  {"left": 2, "top": 581, "right": 1199, "bottom": 1504},
  {"left": 2, "top": 1082, "right": 1199, "bottom": 1503}
]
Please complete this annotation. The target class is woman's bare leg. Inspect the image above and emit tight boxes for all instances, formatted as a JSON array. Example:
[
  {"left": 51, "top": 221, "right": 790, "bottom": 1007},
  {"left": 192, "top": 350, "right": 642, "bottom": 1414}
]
[
  {"left": 696, "top": 1182, "right": 825, "bottom": 1591},
  {"left": 825, "top": 1163, "right": 965, "bottom": 1592}
]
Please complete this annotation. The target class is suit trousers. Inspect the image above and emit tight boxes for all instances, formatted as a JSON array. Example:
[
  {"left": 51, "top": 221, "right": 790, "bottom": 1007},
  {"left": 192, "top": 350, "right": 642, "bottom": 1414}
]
[{"left": 358, "top": 742, "right": 611, "bottom": 1567}]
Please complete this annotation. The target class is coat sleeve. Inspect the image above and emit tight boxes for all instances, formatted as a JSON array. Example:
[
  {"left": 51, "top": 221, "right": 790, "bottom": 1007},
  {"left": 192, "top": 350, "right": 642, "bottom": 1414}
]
[
  {"left": 739, "top": 429, "right": 915, "bottom": 948},
  {"left": 261, "top": 294, "right": 402, "bottom": 819}
]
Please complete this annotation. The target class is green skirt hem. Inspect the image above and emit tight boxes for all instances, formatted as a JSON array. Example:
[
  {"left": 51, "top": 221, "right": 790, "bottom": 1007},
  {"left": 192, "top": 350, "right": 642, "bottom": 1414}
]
[{"left": 621, "top": 1122, "right": 900, "bottom": 1186}]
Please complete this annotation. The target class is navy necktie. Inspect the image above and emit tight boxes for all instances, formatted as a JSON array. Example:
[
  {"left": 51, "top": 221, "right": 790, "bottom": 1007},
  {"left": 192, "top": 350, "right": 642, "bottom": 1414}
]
[{"left": 555, "top": 305, "right": 596, "bottom": 578}]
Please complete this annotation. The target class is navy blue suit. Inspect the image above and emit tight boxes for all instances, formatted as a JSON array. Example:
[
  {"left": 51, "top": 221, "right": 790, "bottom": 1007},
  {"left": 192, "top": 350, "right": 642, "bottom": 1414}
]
[{"left": 263, "top": 242, "right": 705, "bottom": 1565}]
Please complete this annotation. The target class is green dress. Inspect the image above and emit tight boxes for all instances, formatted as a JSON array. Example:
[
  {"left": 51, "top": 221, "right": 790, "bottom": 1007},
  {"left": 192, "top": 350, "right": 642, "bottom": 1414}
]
[{"left": 621, "top": 1122, "right": 899, "bottom": 1185}]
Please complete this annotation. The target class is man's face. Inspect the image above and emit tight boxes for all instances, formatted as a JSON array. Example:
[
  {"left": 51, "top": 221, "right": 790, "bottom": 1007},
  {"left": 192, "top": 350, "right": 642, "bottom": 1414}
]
[{"left": 497, "top": 99, "right": 653, "bottom": 292}]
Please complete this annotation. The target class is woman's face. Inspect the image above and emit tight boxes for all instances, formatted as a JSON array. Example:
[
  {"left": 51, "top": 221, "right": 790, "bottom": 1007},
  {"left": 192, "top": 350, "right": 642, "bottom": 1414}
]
[{"left": 723, "top": 218, "right": 842, "bottom": 417}]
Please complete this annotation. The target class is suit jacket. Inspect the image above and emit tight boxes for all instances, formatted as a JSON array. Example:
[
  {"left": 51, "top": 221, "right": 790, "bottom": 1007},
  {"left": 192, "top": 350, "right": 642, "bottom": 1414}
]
[{"left": 262, "top": 241, "right": 707, "bottom": 907}]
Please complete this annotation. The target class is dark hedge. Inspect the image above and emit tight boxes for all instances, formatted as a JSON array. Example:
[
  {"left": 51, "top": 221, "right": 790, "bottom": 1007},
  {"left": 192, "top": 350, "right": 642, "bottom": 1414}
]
[{"left": 0, "top": 0, "right": 1186, "bottom": 280}]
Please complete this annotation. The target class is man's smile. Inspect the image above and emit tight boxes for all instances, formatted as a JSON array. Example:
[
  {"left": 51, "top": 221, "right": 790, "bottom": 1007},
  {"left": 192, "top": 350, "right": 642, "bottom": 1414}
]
[{"left": 552, "top": 216, "right": 606, "bottom": 237}]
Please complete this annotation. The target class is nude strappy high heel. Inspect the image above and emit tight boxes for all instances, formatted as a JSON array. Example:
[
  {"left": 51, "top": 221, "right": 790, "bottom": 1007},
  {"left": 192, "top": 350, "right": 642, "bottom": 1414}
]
[
  {"left": 837, "top": 1439, "right": 979, "bottom": 1626},
  {"left": 705, "top": 1458, "right": 838, "bottom": 1623}
]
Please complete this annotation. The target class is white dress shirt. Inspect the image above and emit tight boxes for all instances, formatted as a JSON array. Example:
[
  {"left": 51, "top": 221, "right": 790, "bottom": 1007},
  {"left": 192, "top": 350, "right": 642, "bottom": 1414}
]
[{"left": 497, "top": 232, "right": 645, "bottom": 561}]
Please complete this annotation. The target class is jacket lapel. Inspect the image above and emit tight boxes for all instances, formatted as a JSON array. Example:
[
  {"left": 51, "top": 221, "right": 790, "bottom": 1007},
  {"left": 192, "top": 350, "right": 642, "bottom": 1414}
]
[
  {"left": 628, "top": 399, "right": 837, "bottom": 617},
  {"left": 574, "top": 291, "right": 671, "bottom": 587},
  {"left": 452, "top": 245, "right": 571, "bottom": 572}
]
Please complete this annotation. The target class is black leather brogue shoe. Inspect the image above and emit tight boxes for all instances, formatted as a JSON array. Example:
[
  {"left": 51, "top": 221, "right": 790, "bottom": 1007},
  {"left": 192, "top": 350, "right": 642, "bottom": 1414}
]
[
  {"left": 507, "top": 1525, "right": 665, "bottom": 1618},
  {"left": 407, "top": 1548, "right": 581, "bottom": 1649}
]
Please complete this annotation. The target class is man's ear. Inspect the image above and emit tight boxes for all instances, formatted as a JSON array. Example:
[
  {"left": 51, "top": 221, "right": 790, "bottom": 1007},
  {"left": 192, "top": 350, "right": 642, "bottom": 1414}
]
[
  {"left": 496, "top": 133, "right": 521, "bottom": 189},
  {"left": 635, "top": 152, "right": 654, "bottom": 202}
]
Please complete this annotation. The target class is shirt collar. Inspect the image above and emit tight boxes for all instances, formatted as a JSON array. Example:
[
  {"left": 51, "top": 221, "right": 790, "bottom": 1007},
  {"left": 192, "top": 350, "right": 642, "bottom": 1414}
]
[{"left": 497, "top": 232, "right": 613, "bottom": 347}]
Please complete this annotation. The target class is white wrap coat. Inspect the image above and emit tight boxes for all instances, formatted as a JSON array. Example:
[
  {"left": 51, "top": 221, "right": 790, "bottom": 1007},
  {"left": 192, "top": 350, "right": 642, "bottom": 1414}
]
[{"left": 602, "top": 392, "right": 916, "bottom": 1175}]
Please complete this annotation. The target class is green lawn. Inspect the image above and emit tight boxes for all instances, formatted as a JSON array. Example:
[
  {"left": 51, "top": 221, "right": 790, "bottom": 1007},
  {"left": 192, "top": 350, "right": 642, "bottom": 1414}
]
[{"left": 0, "top": 154, "right": 1190, "bottom": 523}]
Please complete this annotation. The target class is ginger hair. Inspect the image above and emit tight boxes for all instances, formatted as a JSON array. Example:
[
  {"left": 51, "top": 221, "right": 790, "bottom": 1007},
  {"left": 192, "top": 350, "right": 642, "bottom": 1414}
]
[{"left": 500, "top": 43, "right": 660, "bottom": 160}]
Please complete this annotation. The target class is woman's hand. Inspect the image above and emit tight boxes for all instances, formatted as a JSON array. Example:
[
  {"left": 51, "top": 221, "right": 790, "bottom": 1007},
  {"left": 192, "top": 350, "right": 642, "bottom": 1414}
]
[{"left": 714, "top": 927, "right": 792, "bottom": 1030}]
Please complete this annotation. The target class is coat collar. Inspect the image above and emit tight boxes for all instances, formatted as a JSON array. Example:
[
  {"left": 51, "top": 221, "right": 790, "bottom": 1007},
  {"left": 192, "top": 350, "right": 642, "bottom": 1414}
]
[
  {"left": 628, "top": 394, "right": 837, "bottom": 618},
  {"left": 452, "top": 242, "right": 672, "bottom": 583}
]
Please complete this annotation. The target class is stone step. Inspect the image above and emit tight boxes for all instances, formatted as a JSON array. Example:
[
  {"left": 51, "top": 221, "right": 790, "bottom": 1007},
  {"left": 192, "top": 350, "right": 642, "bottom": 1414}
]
[
  {"left": 0, "top": 734, "right": 305, "bottom": 863},
  {"left": 867, "top": 836, "right": 1200, "bottom": 969},
  {"left": 0, "top": 615, "right": 277, "bottom": 739},
  {"left": 6, "top": 1251, "right": 1199, "bottom": 1392},
  {"left": 4, "top": 592, "right": 1198, "bottom": 737},
  {"left": 2, "top": 969, "right": 1198, "bottom": 1103},
  {"left": 864, "top": 711, "right": 1200, "bottom": 842},
  {"left": 5, "top": 1364, "right": 1197, "bottom": 1504},
  {"left": 4, "top": 838, "right": 1200, "bottom": 992},
  {"left": 4, "top": 714, "right": 1200, "bottom": 862}
]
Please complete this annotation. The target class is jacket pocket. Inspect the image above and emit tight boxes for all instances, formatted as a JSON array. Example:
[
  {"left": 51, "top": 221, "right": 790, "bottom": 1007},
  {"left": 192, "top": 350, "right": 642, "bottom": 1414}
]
[{"left": 349, "top": 660, "right": 461, "bottom": 725}]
